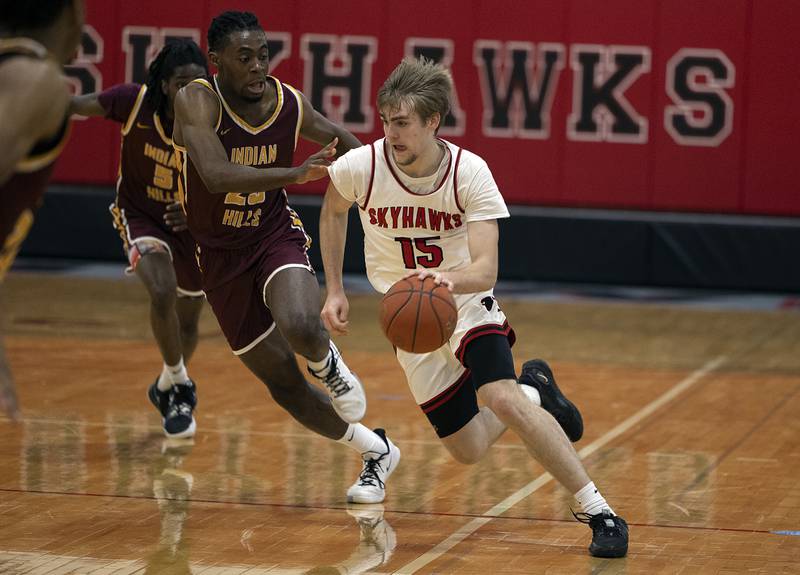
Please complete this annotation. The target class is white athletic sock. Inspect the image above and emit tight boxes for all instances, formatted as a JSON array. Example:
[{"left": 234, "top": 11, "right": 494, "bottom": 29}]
[
  {"left": 308, "top": 343, "right": 335, "bottom": 377},
  {"left": 338, "top": 423, "right": 387, "bottom": 457},
  {"left": 575, "top": 481, "right": 614, "bottom": 516},
  {"left": 166, "top": 358, "right": 190, "bottom": 386},
  {"left": 519, "top": 383, "right": 542, "bottom": 406},
  {"left": 157, "top": 365, "right": 173, "bottom": 392}
]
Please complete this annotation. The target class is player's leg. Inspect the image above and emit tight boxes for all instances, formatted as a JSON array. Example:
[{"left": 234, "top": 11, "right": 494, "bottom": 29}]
[
  {"left": 238, "top": 331, "right": 400, "bottom": 504},
  {"left": 0, "top": 208, "right": 35, "bottom": 420},
  {"left": 171, "top": 231, "right": 205, "bottom": 363},
  {"left": 132, "top": 240, "right": 196, "bottom": 438},
  {"left": 264, "top": 265, "right": 366, "bottom": 424},
  {"left": 477, "top": 378, "right": 629, "bottom": 557},
  {"left": 133, "top": 241, "right": 183, "bottom": 366},
  {"left": 205, "top": 263, "right": 398, "bottom": 504},
  {"left": 0, "top": 330, "right": 20, "bottom": 421},
  {"left": 174, "top": 294, "right": 203, "bottom": 361}
]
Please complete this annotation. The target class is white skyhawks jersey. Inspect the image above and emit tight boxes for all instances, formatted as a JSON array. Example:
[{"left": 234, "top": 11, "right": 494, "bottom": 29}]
[{"left": 328, "top": 138, "right": 510, "bottom": 294}]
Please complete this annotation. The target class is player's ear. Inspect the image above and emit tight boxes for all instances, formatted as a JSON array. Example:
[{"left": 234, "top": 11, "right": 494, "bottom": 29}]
[
  {"left": 208, "top": 51, "right": 220, "bottom": 69},
  {"left": 428, "top": 112, "right": 441, "bottom": 132}
]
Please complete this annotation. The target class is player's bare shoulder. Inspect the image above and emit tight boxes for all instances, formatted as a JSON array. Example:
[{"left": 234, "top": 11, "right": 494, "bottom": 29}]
[
  {"left": 0, "top": 57, "right": 70, "bottom": 136},
  {"left": 173, "top": 79, "right": 221, "bottom": 141},
  {"left": 175, "top": 79, "right": 219, "bottom": 114},
  {"left": 0, "top": 57, "right": 67, "bottom": 105}
]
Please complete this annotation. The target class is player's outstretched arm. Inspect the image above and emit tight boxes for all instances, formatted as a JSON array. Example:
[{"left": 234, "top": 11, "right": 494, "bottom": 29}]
[
  {"left": 0, "top": 60, "right": 69, "bottom": 185},
  {"left": 319, "top": 180, "right": 354, "bottom": 335},
  {"left": 175, "top": 83, "right": 336, "bottom": 194},
  {"left": 69, "top": 92, "right": 106, "bottom": 117},
  {"left": 296, "top": 90, "right": 362, "bottom": 158}
]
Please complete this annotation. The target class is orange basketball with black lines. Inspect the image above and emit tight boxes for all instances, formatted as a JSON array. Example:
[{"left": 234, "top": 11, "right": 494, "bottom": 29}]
[{"left": 380, "top": 275, "right": 458, "bottom": 353}]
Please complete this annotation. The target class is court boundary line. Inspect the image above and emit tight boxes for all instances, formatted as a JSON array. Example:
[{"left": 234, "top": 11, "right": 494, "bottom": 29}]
[{"left": 391, "top": 355, "right": 728, "bottom": 575}]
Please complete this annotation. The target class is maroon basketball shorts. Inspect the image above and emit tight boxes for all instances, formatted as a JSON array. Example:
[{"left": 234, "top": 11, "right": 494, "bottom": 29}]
[
  {"left": 109, "top": 203, "right": 203, "bottom": 296},
  {"left": 199, "top": 233, "right": 313, "bottom": 355}
]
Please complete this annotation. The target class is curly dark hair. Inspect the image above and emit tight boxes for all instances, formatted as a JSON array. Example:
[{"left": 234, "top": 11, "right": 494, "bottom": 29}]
[
  {"left": 207, "top": 10, "right": 262, "bottom": 52},
  {"left": 0, "top": 0, "right": 75, "bottom": 31},
  {"left": 144, "top": 39, "right": 208, "bottom": 118}
]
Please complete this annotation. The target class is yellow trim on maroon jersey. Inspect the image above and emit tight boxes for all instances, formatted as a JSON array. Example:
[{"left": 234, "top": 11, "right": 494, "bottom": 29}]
[
  {"left": 121, "top": 84, "right": 147, "bottom": 136},
  {"left": 284, "top": 83, "right": 304, "bottom": 150},
  {"left": 16, "top": 122, "right": 72, "bottom": 173},
  {"left": 0, "top": 38, "right": 48, "bottom": 59},
  {"left": 174, "top": 146, "right": 189, "bottom": 208},
  {"left": 214, "top": 75, "right": 284, "bottom": 134},
  {"left": 188, "top": 78, "right": 222, "bottom": 132},
  {"left": 153, "top": 112, "right": 172, "bottom": 146}
]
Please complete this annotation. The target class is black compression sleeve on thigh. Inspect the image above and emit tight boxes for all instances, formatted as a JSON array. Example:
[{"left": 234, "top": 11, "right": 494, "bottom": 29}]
[{"left": 462, "top": 333, "right": 517, "bottom": 389}]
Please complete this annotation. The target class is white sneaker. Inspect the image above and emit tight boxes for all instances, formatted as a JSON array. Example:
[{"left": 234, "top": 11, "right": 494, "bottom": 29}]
[
  {"left": 347, "top": 429, "right": 400, "bottom": 504},
  {"left": 308, "top": 343, "right": 366, "bottom": 423},
  {"left": 346, "top": 504, "right": 397, "bottom": 566}
]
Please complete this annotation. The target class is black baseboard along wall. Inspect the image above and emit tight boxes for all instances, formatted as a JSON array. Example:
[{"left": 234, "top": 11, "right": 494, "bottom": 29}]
[{"left": 18, "top": 185, "right": 800, "bottom": 293}]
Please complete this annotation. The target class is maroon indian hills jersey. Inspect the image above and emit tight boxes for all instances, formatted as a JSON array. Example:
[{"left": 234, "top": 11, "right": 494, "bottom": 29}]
[
  {"left": 174, "top": 76, "right": 303, "bottom": 251},
  {"left": 0, "top": 38, "right": 71, "bottom": 281},
  {"left": 99, "top": 83, "right": 182, "bottom": 230}
]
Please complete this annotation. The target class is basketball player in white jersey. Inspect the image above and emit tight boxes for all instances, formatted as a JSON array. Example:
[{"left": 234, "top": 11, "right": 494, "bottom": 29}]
[{"left": 319, "top": 57, "right": 628, "bottom": 558}]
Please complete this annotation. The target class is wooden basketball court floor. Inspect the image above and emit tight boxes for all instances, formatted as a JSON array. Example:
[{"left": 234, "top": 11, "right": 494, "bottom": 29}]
[{"left": 1, "top": 271, "right": 799, "bottom": 574}]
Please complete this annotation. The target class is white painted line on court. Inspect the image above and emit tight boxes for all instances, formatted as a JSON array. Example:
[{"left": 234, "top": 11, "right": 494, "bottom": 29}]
[{"left": 392, "top": 355, "right": 728, "bottom": 575}]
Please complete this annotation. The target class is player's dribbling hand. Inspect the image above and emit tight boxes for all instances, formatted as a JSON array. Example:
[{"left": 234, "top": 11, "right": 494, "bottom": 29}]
[
  {"left": 321, "top": 292, "right": 350, "bottom": 336},
  {"left": 296, "top": 138, "right": 338, "bottom": 184},
  {"left": 403, "top": 270, "right": 455, "bottom": 291},
  {"left": 163, "top": 201, "right": 188, "bottom": 232}
]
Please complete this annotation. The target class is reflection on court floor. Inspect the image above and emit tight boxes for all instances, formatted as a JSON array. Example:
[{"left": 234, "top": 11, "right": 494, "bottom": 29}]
[{"left": 1, "top": 273, "right": 799, "bottom": 574}]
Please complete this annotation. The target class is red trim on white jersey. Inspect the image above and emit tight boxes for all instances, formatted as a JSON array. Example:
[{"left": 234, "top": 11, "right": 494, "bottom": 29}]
[
  {"left": 453, "top": 147, "right": 465, "bottom": 213},
  {"left": 382, "top": 138, "right": 453, "bottom": 197},
  {"left": 454, "top": 321, "right": 515, "bottom": 363},
  {"left": 359, "top": 141, "right": 376, "bottom": 211},
  {"left": 420, "top": 369, "right": 471, "bottom": 413}
]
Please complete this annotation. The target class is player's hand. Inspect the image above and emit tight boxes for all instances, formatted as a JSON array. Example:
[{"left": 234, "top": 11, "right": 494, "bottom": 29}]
[
  {"left": 321, "top": 290, "right": 350, "bottom": 336},
  {"left": 403, "top": 269, "right": 455, "bottom": 291},
  {"left": 295, "top": 138, "right": 338, "bottom": 185},
  {"left": 0, "top": 369, "right": 21, "bottom": 422},
  {"left": 163, "top": 201, "right": 188, "bottom": 232}
]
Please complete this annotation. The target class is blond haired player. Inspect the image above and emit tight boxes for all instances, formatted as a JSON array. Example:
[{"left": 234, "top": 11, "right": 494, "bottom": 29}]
[{"left": 320, "top": 57, "right": 629, "bottom": 558}]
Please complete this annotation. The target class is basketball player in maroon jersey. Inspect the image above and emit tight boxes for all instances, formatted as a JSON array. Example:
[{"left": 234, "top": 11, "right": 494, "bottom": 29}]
[
  {"left": 70, "top": 40, "right": 208, "bottom": 438},
  {"left": 0, "top": 0, "right": 85, "bottom": 420},
  {"left": 171, "top": 11, "right": 399, "bottom": 503}
]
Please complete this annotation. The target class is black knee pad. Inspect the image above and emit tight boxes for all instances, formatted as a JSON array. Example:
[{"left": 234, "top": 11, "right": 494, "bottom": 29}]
[{"left": 462, "top": 333, "right": 517, "bottom": 389}]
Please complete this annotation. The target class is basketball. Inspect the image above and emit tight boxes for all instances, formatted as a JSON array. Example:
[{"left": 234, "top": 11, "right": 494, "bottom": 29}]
[{"left": 379, "top": 275, "right": 459, "bottom": 353}]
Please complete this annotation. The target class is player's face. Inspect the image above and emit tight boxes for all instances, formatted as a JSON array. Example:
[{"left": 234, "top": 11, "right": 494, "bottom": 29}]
[
  {"left": 162, "top": 63, "right": 207, "bottom": 114},
  {"left": 212, "top": 30, "right": 269, "bottom": 102},
  {"left": 380, "top": 101, "right": 440, "bottom": 169}
]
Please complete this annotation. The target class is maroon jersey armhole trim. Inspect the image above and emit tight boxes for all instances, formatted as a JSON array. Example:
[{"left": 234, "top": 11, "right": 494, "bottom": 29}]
[
  {"left": 453, "top": 146, "right": 465, "bottom": 213},
  {"left": 358, "top": 142, "right": 376, "bottom": 211},
  {"left": 121, "top": 85, "right": 147, "bottom": 136},
  {"left": 383, "top": 138, "right": 452, "bottom": 197}
]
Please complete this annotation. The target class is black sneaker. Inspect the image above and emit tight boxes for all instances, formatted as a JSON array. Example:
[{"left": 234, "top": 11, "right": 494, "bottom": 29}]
[
  {"left": 148, "top": 379, "right": 171, "bottom": 418},
  {"left": 519, "top": 359, "right": 584, "bottom": 442},
  {"left": 574, "top": 510, "right": 629, "bottom": 558},
  {"left": 149, "top": 379, "right": 197, "bottom": 438}
]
